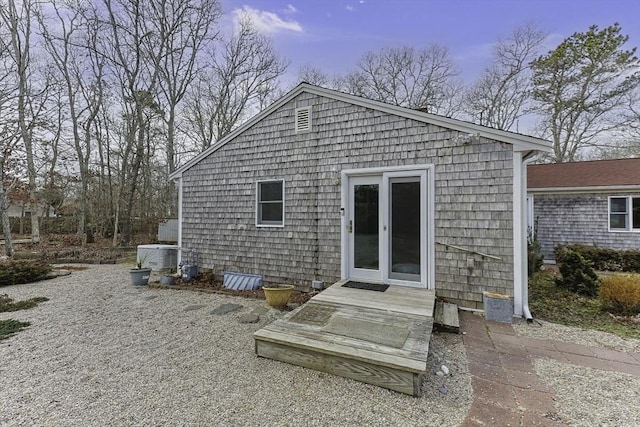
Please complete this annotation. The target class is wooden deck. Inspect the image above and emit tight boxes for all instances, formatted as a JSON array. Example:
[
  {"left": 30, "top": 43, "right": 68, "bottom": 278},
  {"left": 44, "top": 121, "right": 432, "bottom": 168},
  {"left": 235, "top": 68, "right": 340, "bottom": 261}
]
[{"left": 254, "top": 280, "right": 435, "bottom": 396}]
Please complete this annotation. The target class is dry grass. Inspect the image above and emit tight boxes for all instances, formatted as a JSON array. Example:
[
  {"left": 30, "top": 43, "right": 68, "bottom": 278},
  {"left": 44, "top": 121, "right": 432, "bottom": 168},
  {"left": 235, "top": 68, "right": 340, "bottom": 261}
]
[{"left": 529, "top": 271, "right": 640, "bottom": 340}]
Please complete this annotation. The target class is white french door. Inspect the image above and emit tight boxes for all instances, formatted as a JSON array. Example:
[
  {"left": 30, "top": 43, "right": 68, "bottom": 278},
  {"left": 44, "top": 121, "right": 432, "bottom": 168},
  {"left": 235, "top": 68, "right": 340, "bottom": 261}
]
[
  {"left": 345, "top": 168, "right": 430, "bottom": 288},
  {"left": 348, "top": 176, "right": 383, "bottom": 281}
]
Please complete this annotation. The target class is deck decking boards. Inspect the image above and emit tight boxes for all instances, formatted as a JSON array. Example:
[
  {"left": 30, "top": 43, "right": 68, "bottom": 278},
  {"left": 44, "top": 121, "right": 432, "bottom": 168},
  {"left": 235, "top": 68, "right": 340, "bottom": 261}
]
[{"left": 254, "top": 282, "right": 436, "bottom": 396}]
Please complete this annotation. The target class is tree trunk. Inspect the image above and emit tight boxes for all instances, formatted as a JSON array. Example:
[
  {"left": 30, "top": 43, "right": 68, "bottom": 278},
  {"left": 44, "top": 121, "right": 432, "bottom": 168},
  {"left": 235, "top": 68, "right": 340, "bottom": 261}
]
[
  {"left": 0, "top": 167, "right": 14, "bottom": 257},
  {"left": 1, "top": 206, "right": 12, "bottom": 257}
]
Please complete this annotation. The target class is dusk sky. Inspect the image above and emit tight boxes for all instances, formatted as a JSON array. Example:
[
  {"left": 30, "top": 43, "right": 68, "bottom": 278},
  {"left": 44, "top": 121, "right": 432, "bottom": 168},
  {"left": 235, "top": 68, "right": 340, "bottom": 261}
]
[{"left": 222, "top": 0, "right": 640, "bottom": 85}]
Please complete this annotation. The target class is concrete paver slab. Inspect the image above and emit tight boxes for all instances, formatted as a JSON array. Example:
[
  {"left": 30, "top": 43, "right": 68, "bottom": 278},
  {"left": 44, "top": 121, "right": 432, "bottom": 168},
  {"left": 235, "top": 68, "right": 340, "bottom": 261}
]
[{"left": 460, "top": 310, "right": 640, "bottom": 426}]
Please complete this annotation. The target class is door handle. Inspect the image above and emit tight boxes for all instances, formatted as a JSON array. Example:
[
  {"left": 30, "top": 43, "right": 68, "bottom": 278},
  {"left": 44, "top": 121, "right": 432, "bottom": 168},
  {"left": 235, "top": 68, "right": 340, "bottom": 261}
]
[{"left": 348, "top": 220, "right": 353, "bottom": 233}]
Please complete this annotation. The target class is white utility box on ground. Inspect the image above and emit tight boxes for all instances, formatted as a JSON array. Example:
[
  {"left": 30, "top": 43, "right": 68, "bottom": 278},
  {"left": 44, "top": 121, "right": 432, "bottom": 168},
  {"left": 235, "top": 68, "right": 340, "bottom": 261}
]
[{"left": 136, "top": 244, "right": 178, "bottom": 272}]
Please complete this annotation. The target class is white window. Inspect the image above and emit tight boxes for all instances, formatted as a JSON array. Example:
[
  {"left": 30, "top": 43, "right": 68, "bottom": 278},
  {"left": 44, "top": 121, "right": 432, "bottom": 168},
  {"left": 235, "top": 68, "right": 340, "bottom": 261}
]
[
  {"left": 256, "top": 180, "right": 284, "bottom": 227},
  {"left": 609, "top": 196, "right": 640, "bottom": 231}
]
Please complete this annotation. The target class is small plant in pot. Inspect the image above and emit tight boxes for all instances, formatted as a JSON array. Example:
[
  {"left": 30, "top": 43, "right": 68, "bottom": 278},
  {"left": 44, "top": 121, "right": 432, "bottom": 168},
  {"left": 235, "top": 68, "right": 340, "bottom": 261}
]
[
  {"left": 129, "top": 256, "right": 152, "bottom": 286},
  {"left": 262, "top": 284, "right": 295, "bottom": 308}
]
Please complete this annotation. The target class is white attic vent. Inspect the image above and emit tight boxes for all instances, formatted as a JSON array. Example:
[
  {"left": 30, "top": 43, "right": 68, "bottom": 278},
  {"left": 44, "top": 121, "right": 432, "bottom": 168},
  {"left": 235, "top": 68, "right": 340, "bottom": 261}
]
[{"left": 295, "top": 106, "right": 312, "bottom": 133}]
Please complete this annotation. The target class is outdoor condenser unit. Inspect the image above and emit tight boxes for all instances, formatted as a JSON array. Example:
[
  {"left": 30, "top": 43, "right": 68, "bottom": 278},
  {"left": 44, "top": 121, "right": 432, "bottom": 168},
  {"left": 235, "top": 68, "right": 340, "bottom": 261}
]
[{"left": 136, "top": 244, "right": 178, "bottom": 272}]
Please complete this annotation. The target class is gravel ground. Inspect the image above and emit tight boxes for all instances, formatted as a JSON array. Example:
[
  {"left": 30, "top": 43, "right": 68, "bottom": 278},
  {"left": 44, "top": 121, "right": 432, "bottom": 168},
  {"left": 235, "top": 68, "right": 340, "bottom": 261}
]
[
  {"left": 515, "top": 317, "right": 640, "bottom": 427},
  {"left": 513, "top": 318, "right": 640, "bottom": 352},
  {"left": 0, "top": 265, "right": 472, "bottom": 427},
  {"left": 535, "top": 358, "right": 640, "bottom": 427}
]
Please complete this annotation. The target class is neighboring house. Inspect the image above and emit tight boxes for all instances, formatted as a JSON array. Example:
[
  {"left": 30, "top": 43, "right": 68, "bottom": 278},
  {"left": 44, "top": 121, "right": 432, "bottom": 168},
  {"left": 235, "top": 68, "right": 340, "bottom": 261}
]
[
  {"left": 5, "top": 202, "right": 55, "bottom": 218},
  {"left": 6, "top": 202, "right": 30, "bottom": 218},
  {"left": 3, "top": 182, "right": 55, "bottom": 218},
  {"left": 170, "top": 83, "right": 551, "bottom": 317},
  {"left": 528, "top": 158, "right": 640, "bottom": 260}
]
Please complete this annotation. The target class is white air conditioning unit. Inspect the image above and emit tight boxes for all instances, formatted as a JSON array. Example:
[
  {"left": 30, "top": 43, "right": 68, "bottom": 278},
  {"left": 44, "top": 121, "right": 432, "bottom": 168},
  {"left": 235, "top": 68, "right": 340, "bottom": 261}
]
[{"left": 136, "top": 244, "right": 178, "bottom": 272}]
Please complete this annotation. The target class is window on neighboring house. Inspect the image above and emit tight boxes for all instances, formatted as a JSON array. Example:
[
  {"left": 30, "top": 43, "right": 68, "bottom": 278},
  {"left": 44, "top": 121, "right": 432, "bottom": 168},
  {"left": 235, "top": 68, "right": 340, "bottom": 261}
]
[
  {"left": 609, "top": 196, "right": 640, "bottom": 231},
  {"left": 256, "top": 180, "right": 284, "bottom": 226}
]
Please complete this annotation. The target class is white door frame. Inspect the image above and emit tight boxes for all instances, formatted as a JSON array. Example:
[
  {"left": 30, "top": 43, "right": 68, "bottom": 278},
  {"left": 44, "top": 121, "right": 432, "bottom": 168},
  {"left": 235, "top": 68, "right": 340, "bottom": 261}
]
[
  {"left": 340, "top": 164, "right": 435, "bottom": 289},
  {"left": 348, "top": 175, "right": 383, "bottom": 281}
]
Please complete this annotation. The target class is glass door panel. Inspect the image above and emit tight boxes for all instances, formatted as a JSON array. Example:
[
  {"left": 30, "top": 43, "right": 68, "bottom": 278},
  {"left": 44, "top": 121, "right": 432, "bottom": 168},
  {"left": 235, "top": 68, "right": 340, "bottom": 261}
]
[
  {"left": 354, "top": 184, "right": 379, "bottom": 269},
  {"left": 389, "top": 178, "right": 421, "bottom": 281}
]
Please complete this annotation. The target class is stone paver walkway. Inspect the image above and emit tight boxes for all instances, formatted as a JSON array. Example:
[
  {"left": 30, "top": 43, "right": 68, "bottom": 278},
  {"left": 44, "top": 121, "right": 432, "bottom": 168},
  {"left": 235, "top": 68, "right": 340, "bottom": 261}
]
[{"left": 459, "top": 311, "right": 640, "bottom": 427}]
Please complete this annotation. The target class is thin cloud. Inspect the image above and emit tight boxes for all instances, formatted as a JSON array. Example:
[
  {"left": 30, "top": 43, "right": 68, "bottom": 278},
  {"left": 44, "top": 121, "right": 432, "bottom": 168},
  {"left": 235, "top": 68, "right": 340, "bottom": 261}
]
[
  {"left": 284, "top": 4, "right": 297, "bottom": 14},
  {"left": 232, "top": 6, "right": 303, "bottom": 34},
  {"left": 346, "top": 5, "right": 355, "bottom": 12}
]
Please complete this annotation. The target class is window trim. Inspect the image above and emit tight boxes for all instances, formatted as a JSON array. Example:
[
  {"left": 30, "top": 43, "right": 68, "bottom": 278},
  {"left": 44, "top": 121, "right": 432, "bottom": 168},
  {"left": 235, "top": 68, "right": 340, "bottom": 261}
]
[
  {"left": 256, "top": 179, "right": 285, "bottom": 228},
  {"left": 608, "top": 196, "right": 640, "bottom": 232}
]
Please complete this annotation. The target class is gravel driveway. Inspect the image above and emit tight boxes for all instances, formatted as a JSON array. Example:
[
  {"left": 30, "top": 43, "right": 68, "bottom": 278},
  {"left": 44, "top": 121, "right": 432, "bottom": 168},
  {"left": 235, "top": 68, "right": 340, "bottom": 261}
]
[{"left": 0, "top": 265, "right": 472, "bottom": 426}]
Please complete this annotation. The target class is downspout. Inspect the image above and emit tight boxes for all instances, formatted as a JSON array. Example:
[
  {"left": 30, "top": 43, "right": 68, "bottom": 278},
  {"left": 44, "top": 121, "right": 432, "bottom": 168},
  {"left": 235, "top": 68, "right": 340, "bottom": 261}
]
[
  {"left": 520, "top": 151, "right": 542, "bottom": 321},
  {"left": 175, "top": 175, "right": 183, "bottom": 268}
]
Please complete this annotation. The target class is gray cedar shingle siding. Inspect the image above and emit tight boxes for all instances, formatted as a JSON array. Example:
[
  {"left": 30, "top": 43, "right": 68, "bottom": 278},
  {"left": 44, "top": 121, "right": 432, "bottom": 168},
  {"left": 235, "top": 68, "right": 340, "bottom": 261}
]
[
  {"left": 181, "top": 92, "right": 515, "bottom": 310},
  {"left": 533, "top": 193, "right": 640, "bottom": 259}
]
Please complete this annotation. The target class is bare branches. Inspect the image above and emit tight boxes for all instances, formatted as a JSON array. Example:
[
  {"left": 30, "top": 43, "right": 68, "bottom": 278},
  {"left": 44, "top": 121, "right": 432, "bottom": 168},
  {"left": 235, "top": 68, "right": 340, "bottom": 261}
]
[
  {"left": 184, "top": 13, "right": 287, "bottom": 151},
  {"left": 343, "top": 45, "right": 462, "bottom": 116},
  {"left": 147, "top": 0, "right": 221, "bottom": 173},
  {"left": 464, "top": 22, "right": 547, "bottom": 130}
]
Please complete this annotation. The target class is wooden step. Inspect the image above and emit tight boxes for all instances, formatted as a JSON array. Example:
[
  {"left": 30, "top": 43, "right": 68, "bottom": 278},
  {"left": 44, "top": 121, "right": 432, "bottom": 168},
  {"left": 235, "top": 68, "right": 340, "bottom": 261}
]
[
  {"left": 254, "top": 295, "right": 434, "bottom": 396},
  {"left": 434, "top": 301, "right": 460, "bottom": 333}
]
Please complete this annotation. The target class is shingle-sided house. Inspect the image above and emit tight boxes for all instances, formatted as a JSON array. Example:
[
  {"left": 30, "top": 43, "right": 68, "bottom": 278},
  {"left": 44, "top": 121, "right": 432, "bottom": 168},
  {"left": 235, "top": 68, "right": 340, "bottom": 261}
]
[
  {"left": 528, "top": 158, "right": 640, "bottom": 259},
  {"left": 170, "top": 83, "right": 552, "bottom": 318}
]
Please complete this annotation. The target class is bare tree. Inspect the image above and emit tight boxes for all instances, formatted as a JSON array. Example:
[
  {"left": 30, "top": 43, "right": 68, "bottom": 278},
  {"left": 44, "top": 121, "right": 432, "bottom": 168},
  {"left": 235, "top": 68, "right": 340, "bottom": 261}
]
[
  {"left": 296, "top": 64, "right": 331, "bottom": 87},
  {"left": 0, "top": 11, "right": 18, "bottom": 255},
  {"left": 145, "top": 0, "right": 221, "bottom": 174},
  {"left": 531, "top": 23, "right": 640, "bottom": 162},
  {"left": 0, "top": 160, "right": 16, "bottom": 257},
  {"left": 464, "top": 22, "right": 547, "bottom": 130},
  {"left": 142, "top": 0, "right": 221, "bottom": 219},
  {"left": 184, "top": 13, "right": 288, "bottom": 151},
  {"left": 343, "top": 45, "right": 463, "bottom": 116},
  {"left": 98, "top": 0, "right": 169, "bottom": 245},
  {"left": 38, "top": 0, "right": 106, "bottom": 243},
  {"left": 0, "top": 109, "right": 20, "bottom": 256},
  {"left": 0, "top": 0, "right": 45, "bottom": 243}
]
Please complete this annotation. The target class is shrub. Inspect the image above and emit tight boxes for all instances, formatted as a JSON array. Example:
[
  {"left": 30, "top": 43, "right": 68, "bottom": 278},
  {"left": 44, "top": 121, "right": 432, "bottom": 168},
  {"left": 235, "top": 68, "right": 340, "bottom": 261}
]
[
  {"left": 555, "top": 244, "right": 640, "bottom": 273},
  {"left": 555, "top": 249, "right": 600, "bottom": 296},
  {"left": 599, "top": 274, "right": 640, "bottom": 316},
  {"left": 0, "top": 260, "right": 52, "bottom": 287}
]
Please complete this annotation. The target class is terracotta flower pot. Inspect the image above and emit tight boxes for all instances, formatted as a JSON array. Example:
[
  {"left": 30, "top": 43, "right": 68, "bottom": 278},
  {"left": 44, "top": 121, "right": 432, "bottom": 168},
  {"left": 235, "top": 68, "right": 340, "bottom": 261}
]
[{"left": 263, "top": 284, "right": 294, "bottom": 308}]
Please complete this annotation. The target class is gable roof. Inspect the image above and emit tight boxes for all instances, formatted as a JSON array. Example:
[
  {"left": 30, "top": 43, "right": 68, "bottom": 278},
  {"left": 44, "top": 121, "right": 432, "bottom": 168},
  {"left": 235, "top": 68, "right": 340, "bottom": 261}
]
[
  {"left": 170, "top": 82, "right": 552, "bottom": 179},
  {"left": 528, "top": 158, "right": 640, "bottom": 191}
]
